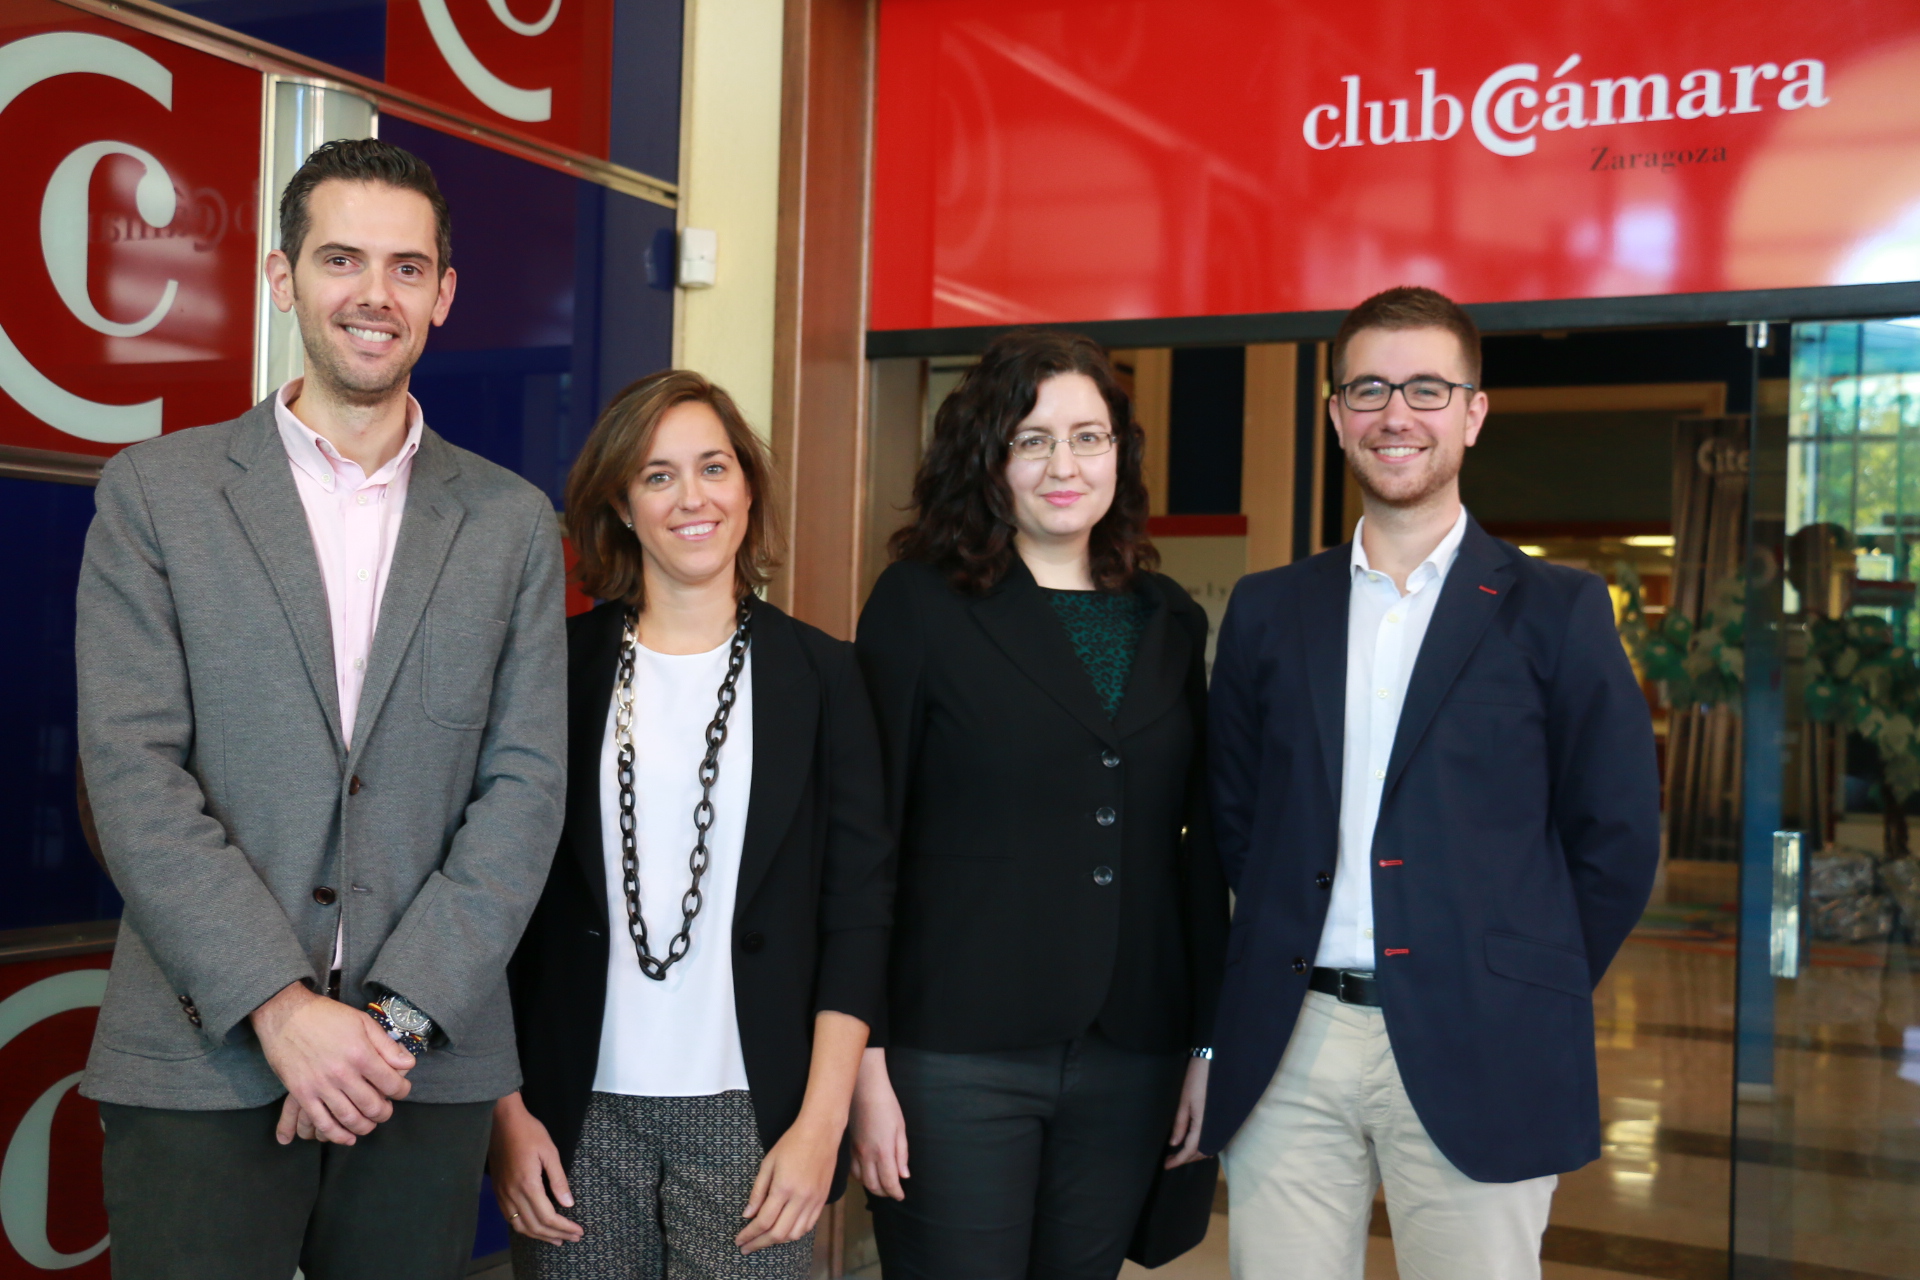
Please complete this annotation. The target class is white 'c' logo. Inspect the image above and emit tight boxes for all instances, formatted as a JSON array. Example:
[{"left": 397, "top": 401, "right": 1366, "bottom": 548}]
[
  {"left": 418, "top": 0, "right": 560, "bottom": 123},
  {"left": 0, "top": 970, "right": 111, "bottom": 1271},
  {"left": 0, "top": 32, "right": 177, "bottom": 444}
]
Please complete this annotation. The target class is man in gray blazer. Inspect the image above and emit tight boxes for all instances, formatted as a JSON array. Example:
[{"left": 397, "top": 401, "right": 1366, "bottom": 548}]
[{"left": 76, "top": 138, "right": 566, "bottom": 1279}]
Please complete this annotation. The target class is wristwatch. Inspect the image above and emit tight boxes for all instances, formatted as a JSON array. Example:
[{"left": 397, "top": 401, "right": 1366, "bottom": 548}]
[
  {"left": 367, "top": 993, "right": 434, "bottom": 1057},
  {"left": 1190, "top": 1046, "right": 1214, "bottom": 1060}
]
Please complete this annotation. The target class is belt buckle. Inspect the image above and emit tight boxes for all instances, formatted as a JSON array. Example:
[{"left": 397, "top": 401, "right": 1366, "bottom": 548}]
[{"left": 1337, "top": 970, "right": 1368, "bottom": 1004}]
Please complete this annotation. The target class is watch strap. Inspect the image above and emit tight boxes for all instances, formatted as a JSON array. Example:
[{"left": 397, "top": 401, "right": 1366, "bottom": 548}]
[{"left": 367, "top": 997, "right": 431, "bottom": 1057}]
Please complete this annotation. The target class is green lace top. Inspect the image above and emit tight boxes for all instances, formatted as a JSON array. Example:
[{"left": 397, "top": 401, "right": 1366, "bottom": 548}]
[{"left": 1045, "top": 589, "right": 1149, "bottom": 717}]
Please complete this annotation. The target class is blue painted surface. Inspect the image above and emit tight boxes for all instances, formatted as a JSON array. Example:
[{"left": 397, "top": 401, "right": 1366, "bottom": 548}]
[
  {"left": 167, "top": 0, "right": 387, "bottom": 80},
  {"left": 611, "top": 0, "right": 684, "bottom": 180},
  {"left": 592, "top": 183, "right": 677, "bottom": 404},
  {"left": 384, "top": 116, "right": 674, "bottom": 505},
  {"left": 0, "top": 478, "right": 122, "bottom": 931}
]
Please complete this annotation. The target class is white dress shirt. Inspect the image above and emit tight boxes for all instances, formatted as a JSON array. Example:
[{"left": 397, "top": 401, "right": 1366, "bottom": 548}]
[
  {"left": 593, "top": 637, "right": 753, "bottom": 1097},
  {"left": 1314, "top": 507, "right": 1469, "bottom": 973}
]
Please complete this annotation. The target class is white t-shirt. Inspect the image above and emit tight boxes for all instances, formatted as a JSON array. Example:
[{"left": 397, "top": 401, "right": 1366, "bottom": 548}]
[{"left": 592, "top": 637, "right": 753, "bottom": 1097}]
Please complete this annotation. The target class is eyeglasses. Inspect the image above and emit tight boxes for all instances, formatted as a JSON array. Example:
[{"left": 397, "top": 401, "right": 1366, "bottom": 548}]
[
  {"left": 1008, "top": 429, "right": 1116, "bottom": 462},
  {"left": 1338, "top": 377, "right": 1476, "bottom": 412}
]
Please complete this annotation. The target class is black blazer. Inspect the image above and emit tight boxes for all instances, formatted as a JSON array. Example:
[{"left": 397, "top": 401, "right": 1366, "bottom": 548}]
[
  {"left": 508, "top": 598, "right": 894, "bottom": 1187},
  {"left": 1200, "top": 518, "right": 1660, "bottom": 1179},
  {"left": 855, "top": 558, "right": 1228, "bottom": 1056}
]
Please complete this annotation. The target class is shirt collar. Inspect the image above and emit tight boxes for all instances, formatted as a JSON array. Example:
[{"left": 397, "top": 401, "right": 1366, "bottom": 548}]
[
  {"left": 1350, "top": 506, "right": 1471, "bottom": 590},
  {"left": 274, "top": 378, "right": 425, "bottom": 490}
]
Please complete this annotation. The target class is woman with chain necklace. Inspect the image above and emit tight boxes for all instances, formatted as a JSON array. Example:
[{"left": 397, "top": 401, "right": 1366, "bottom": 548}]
[
  {"left": 490, "top": 371, "right": 894, "bottom": 1279},
  {"left": 849, "top": 331, "right": 1230, "bottom": 1279}
]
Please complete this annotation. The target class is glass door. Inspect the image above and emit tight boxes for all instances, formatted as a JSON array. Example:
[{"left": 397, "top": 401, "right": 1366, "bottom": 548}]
[{"left": 1733, "top": 318, "right": 1920, "bottom": 1278}]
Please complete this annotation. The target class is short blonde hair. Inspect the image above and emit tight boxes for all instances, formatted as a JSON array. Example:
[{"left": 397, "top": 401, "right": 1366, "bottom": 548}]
[{"left": 563, "top": 371, "right": 783, "bottom": 608}]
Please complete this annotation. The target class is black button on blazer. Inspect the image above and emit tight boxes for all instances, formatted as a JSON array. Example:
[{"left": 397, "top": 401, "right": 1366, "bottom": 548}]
[
  {"left": 855, "top": 558, "right": 1228, "bottom": 1056},
  {"left": 507, "top": 597, "right": 895, "bottom": 1183}
]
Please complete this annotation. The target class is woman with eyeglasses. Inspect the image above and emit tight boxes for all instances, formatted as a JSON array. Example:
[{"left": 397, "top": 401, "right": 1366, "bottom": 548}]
[
  {"left": 491, "top": 371, "right": 893, "bottom": 1280},
  {"left": 850, "top": 330, "right": 1229, "bottom": 1279}
]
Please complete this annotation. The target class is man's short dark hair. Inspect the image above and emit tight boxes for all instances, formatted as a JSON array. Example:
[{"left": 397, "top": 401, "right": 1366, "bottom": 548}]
[
  {"left": 278, "top": 138, "right": 452, "bottom": 274},
  {"left": 1331, "top": 286, "right": 1481, "bottom": 388}
]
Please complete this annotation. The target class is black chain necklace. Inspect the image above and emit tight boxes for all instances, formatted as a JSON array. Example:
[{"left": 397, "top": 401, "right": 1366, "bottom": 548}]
[{"left": 614, "top": 596, "right": 751, "bottom": 981}]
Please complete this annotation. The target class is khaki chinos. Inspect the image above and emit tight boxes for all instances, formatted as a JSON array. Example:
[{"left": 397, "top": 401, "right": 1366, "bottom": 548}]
[{"left": 1223, "top": 993, "right": 1556, "bottom": 1280}]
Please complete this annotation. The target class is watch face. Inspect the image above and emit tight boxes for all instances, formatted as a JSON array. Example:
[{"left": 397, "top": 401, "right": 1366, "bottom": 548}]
[{"left": 384, "top": 999, "right": 432, "bottom": 1036}]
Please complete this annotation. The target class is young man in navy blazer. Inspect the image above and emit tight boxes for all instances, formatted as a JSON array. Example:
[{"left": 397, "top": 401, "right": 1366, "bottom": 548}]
[{"left": 1201, "top": 287, "right": 1660, "bottom": 1278}]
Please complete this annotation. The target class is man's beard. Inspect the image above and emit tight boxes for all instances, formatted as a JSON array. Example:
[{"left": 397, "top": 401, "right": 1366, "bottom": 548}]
[
  {"left": 1344, "top": 436, "right": 1463, "bottom": 509},
  {"left": 296, "top": 304, "right": 417, "bottom": 405}
]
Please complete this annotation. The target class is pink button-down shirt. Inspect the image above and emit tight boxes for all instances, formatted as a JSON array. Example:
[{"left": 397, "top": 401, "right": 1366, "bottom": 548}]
[
  {"left": 274, "top": 379, "right": 425, "bottom": 750},
  {"left": 276, "top": 380, "right": 424, "bottom": 972}
]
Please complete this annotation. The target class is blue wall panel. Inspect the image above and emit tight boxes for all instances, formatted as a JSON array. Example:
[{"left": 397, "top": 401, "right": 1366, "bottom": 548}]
[
  {"left": 384, "top": 116, "right": 673, "bottom": 505},
  {"left": 168, "top": 0, "right": 386, "bottom": 80},
  {"left": 0, "top": 478, "right": 122, "bottom": 931},
  {"left": 610, "top": 0, "right": 684, "bottom": 180}
]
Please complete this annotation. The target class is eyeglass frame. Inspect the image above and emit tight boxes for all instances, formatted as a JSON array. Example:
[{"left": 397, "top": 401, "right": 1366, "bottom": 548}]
[
  {"left": 1006, "top": 428, "right": 1118, "bottom": 461},
  {"left": 1335, "top": 376, "right": 1478, "bottom": 412}
]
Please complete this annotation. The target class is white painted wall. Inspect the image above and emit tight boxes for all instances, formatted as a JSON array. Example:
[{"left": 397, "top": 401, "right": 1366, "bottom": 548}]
[{"left": 675, "top": 0, "right": 785, "bottom": 440}]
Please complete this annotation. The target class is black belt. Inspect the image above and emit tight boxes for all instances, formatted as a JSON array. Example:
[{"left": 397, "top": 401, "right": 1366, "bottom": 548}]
[{"left": 1309, "top": 967, "right": 1381, "bottom": 1007}]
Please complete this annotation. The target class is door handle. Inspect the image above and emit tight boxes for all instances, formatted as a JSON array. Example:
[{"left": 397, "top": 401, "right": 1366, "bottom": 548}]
[{"left": 1770, "top": 830, "right": 1803, "bottom": 979}]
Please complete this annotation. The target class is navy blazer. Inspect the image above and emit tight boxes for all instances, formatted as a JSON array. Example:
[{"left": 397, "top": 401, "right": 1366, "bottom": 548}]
[{"left": 1199, "top": 518, "right": 1660, "bottom": 1182}]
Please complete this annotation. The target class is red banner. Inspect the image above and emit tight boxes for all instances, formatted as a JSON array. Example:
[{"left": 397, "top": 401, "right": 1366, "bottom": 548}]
[
  {"left": 384, "top": 0, "right": 614, "bottom": 158},
  {"left": 870, "top": 0, "right": 1920, "bottom": 329},
  {"left": 0, "top": 953, "right": 112, "bottom": 1279},
  {"left": 0, "top": 2, "right": 259, "bottom": 457}
]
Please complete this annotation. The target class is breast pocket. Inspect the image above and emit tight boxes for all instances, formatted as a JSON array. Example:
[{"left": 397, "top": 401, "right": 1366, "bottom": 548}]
[{"left": 424, "top": 610, "right": 508, "bottom": 730}]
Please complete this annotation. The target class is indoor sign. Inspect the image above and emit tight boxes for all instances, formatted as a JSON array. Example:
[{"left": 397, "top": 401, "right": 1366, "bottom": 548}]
[
  {"left": 869, "top": 0, "right": 1920, "bottom": 327},
  {"left": 0, "top": 1, "right": 258, "bottom": 457},
  {"left": 385, "top": 0, "right": 616, "bottom": 157}
]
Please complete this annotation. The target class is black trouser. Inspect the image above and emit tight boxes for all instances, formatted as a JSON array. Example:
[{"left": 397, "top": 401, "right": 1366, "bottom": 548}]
[
  {"left": 869, "top": 1031, "right": 1186, "bottom": 1280},
  {"left": 99, "top": 1097, "right": 494, "bottom": 1280}
]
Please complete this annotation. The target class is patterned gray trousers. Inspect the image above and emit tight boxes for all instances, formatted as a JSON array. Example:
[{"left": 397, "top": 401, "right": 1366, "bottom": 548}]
[{"left": 512, "top": 1091, "right": 815, "bottom": 1280}]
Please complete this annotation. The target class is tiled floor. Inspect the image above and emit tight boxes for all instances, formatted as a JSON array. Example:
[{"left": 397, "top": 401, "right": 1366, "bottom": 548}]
[
  {"left": 491, "top": 912, "right": 1920, "bottom": 1280},
  {"left": 1120, "top": 917, "right": 1920, "bottom": 1280}
]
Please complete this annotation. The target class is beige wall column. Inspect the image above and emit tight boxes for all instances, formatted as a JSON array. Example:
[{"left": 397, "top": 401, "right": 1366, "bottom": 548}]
[
  {"left": 1113, "top": 348, "right": 1171, "bottom": 516},
  {"left": 1241, "top": 343, "right": 1297, "bottom": 572},
  {"left": 676, "top": 0, "right": 786, "bottom": 436}
]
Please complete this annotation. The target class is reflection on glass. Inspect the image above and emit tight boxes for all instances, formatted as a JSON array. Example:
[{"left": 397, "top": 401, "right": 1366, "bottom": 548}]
[{"left": 1761, "top": 318, "right": 1920, "bottom": 1277}]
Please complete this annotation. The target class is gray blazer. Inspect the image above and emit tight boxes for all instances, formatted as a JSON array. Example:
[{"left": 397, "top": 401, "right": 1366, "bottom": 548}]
[{"left": 76, "top": 398, "right": 567, "bottom": 1110}]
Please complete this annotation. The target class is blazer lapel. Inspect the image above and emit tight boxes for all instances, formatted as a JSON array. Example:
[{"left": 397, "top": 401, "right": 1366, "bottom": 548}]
[
  {"left": 969, "top": 561, "right": 1120, "bottom": 749},
  {"left": 349, "top": 431, "right": 466, "bottom": 762},
  {"left": 1302, "top": 546, "right": 1352, "bottom": 806},
  {"left": 572, "top": 604, "right": 625, "bottom": 916},
  {"left": 1110, "top": 577, "right": 1189, "bottom": 740},
  {"left": 736, "top": 602, "right": 817, "bottom": 913},
  {"left": 223, "top": 402, "right": 345, "bottom": 758},
  {"left": 1382, "top": 519, "right": 1518, "bottom": 796}
]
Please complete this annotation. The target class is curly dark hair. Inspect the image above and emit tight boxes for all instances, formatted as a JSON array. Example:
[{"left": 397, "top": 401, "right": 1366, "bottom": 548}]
[{"left": 889, "top": 329, "right": 1156, "bottom": 594}]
